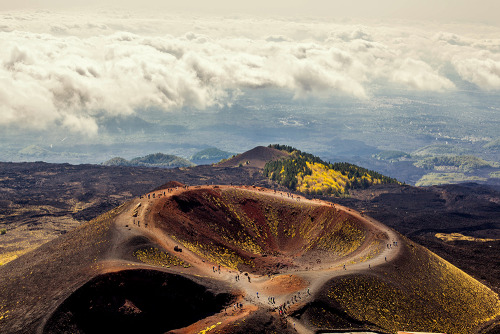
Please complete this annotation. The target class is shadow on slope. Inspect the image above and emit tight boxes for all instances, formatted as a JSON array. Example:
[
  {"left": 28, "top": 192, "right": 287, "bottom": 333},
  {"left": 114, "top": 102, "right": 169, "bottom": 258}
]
[{"left": 44, "top": 269, "right": 233, "bottom": 334}]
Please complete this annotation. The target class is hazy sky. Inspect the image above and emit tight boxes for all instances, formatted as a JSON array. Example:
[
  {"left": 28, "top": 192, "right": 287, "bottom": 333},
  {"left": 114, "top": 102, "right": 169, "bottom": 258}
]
[{"left": 1, "top": 0, "right": 500, "bottom": 24}]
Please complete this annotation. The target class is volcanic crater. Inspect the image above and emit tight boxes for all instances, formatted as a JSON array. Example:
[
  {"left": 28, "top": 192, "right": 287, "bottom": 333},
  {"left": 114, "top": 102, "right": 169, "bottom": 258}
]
[
  {"left": 0, "top": 184, "right": 499, "bottom": 334},
  {"left": 153, "top": 187, "right": 381, "bottom": 275}
]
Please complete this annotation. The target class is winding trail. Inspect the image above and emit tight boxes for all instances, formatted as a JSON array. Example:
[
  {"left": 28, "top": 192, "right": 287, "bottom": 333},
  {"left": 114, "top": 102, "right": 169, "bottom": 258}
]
[{"left": 107, "top": 185, "right": 403, "bottom": 334}]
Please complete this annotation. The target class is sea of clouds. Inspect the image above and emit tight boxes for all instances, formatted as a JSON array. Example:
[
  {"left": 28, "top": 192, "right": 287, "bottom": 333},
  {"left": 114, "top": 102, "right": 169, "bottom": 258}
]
[{"left": 1, "top": 10, "right": 499, "bottom": 135}]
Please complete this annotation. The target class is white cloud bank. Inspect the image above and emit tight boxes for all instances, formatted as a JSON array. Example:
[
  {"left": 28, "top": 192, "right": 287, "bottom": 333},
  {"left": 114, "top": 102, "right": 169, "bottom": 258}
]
[{"left": 1, "top": 10, "right": 499, "bottom": 135}]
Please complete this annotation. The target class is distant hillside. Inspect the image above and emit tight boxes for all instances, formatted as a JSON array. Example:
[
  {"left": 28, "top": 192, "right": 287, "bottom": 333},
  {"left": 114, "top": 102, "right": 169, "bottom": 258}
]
[
  {"left": 14, "top": 145, "right": 88, "bottom": 162},
  {"left": 415, "top": 173, "right": 487, "bottom": 186},
  {"left": 190, "top": 147, "right": 235, "bottom": 165},
  {"left": 103, "top": 157, "right": 130, "bottom": 166},
  {"left": 104, "top": 153, "right": 195, "bottom": 168},
  {"left": 264, "top": 144, "right": 400, "bottom": 196},
  {"left": 372, "top": 150, "right": 411, "bottom": 161},
  {"left": 18, "top": 144, "right": 53, "bottom": 157},
  {"left": 412, "top": 144, "right": 471, "bottom": 156},
  {"left": 414, "top": 155, "right": 498, "bottom": 172},
  {"left": 217, "top": 146, "right": 289, "bottom": 168}
]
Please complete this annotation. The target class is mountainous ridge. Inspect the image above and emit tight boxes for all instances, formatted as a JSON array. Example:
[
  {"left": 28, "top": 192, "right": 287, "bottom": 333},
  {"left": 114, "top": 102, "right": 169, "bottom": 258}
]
[
  {"left": 190, "top": 147, "right": 235, "bottom": 164},
  {"left": 103, "top": 153, "right": 195, "bottom": 168}
]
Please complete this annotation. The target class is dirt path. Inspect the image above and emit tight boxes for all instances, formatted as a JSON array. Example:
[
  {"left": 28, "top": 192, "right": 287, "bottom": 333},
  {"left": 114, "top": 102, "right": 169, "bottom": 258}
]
[{"left": 106, "top": 185, "right": 403, "bottom": 334}]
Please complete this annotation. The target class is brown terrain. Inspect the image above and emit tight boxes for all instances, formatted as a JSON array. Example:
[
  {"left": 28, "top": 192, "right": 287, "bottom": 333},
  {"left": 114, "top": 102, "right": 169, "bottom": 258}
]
[
  {"left": 332, "top": 183, "right": 500, "bottom": 295},
  {"left": 0, "top": 183, "right": 499, "bottom": 333},
  {"left": 0, "top": 146, "right": 500, "bottom": 333},
  {"left": 0, "top": 162, "right": 279, "bottom": 265},
  {"left": 217, "top": 146, "right": 289, "bottom": 168}
]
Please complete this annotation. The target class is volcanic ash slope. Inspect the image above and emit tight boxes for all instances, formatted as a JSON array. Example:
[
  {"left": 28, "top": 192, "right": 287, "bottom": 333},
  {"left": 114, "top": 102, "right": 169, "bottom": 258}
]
[{"left": 0, "top": 186, "right": 499, "bottom": 334}]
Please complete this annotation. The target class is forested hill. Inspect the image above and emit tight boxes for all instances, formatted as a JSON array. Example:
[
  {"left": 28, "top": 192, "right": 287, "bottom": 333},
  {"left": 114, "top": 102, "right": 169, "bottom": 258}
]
[{"left": 263, "top": 144, "right": 400, "bottom": 196}]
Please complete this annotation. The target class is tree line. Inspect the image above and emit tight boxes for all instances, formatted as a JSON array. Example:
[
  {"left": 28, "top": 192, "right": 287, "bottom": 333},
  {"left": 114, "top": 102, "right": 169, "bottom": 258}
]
[{"left": 265, "top": 144, "right": 400, "bottom": 195}]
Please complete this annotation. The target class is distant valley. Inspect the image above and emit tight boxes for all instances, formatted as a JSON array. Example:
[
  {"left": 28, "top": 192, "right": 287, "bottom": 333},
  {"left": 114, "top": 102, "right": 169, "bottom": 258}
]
[{"left": 1, "top": 90, "right": 499, "bottom": 189}]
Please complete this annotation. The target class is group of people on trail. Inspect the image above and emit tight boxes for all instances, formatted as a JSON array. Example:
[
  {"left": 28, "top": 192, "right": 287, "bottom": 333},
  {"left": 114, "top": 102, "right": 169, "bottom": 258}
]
[
  {"left": 132, "top": 219, "right": 147, "bottom": 228},
  {"left": 140, "top": 185, "right": 192, "bottom": 201},
  {"left": 276, "top": 191, "right": 303, "bottom": 202},
  {"left": 386, "top": 240, "right": 398, "bottom": 249},
  {"left": 275, "top": 289, "right": 311, "bottom": 316},
  {"left": 233, "top": 272, "right": 250, "bottom": 282},
  {"left": 213, "top": 265, "right": 221, "bottom": 274}
]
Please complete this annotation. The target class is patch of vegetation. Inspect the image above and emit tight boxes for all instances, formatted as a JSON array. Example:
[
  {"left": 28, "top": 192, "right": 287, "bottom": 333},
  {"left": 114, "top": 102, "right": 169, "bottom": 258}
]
[
  {"left": 130, "top": 153, "right": 195, "bottom": 167},
  {"left": 0, "top": 303, "right": 9, "bottom": 321},
  {"left": 325, "top": 240, "right": 500, "bottom": 334},
  {"left": 435, "top": 233, "right": 496, "bottom": 243},
  {"left": 264, "top": 144, "right": 400, "bottom": 196},
  {"left": 102, "top": 157, "right": 129, "bottom": 166},
  {"left": 269, "top": 144, "right": 296, "bottom": 153},
  {"left": 191, "top": 147, "right": 234, "bottom": 161},
  {"left": 413, "top": 155, "right": 497, "bottom": 172},
  {"left": 372, "top": 150, "right": 411, "bottom": 161},
  {"left": 415, "top": 173, "right": 487, "bottom": 187},
  {"left": 103, "top": 153, "right": 195, "bottom": 168},
  {"left": 0, "top": 229, "right": 5, "bottom": 235},
  {"left": 412, "top": 144, "right": 471, "bottom": 157},
  {"left": 174, "top": 236, "right": 254, "bottom": 270},
  {"left": 198, "top": 321, "right": 222, "bottom": 334},
  {"left": 134, "top": 248, "right": 191, "bottom": 268},
  {"left": 0, "top": 247, "right": 37, "bottom": 266},
  {"left": 215, "top": 154, "right": 237, "bottom": 165}
]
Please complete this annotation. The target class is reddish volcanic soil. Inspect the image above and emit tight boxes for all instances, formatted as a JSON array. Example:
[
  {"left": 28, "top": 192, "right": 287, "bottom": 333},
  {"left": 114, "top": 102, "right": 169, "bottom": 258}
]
[
  {"left": 217, "top": 146, "right": 289, "bottom": 168},
  {"left": 261, "top": 274, "right": 309, "bottom": 295},
  {"left": 148, "top": 185, "right": 393, "bottom": 275},
  {"left": 0, "top": 184, "right": 399, "bottom": 334},
  {"left": 7, "top": 183, "right": 499, "bottom": 334}
]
